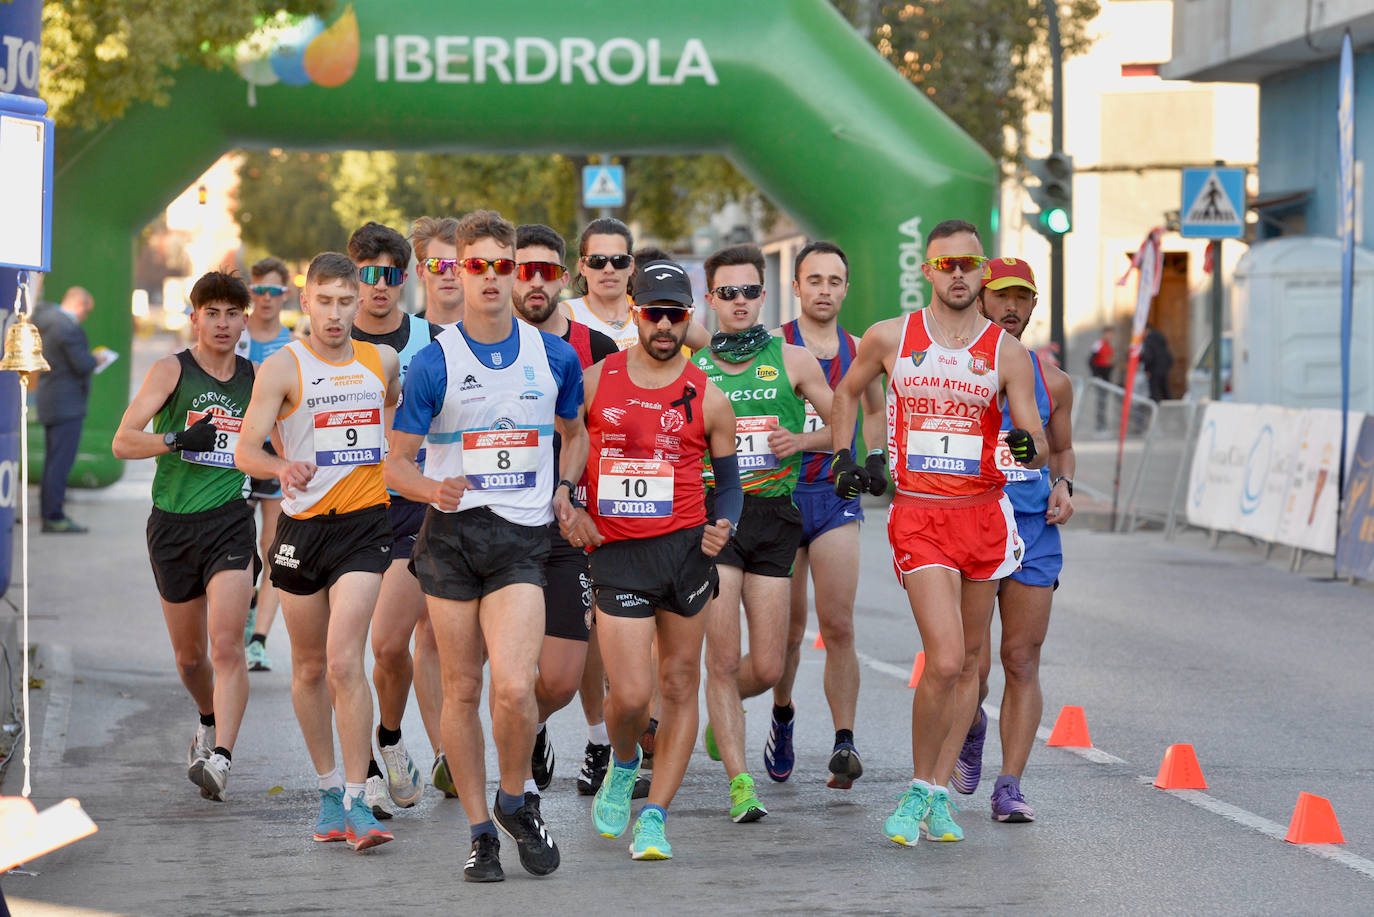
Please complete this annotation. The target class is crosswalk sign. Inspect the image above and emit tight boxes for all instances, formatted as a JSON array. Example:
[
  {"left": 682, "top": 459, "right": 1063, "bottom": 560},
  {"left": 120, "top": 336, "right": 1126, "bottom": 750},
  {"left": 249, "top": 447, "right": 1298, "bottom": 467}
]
[
  {"left": 582, "top": 165, "right": 626, "bottom": 209},
  {"left": 1180, "top": 167, "right": 1245, "bottom": 239}
]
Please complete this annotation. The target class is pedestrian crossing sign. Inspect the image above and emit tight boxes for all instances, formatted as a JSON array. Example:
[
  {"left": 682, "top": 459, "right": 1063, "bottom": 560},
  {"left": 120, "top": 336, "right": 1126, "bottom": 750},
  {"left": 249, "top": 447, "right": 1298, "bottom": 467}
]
[
  {"left": 1180, "top": 167, "right": 1245, "bottom": 239},
  {"left": 582, "top": 164, "right": 626, "bottom": 209}
]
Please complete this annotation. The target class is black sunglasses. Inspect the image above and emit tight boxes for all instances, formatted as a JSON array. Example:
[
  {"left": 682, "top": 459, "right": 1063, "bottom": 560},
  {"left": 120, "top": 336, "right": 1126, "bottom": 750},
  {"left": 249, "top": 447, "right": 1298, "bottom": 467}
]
[
  {"left": 710, "top": 284, "right": 764, "bottom": 301},
  {"left": 583, "top": 253, "right": 633, "bottom": 270}
]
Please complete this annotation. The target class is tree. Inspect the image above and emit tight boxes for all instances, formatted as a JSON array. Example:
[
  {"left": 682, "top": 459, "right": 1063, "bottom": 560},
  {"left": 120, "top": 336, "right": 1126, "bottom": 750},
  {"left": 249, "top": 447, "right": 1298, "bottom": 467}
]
[{"left": 236, "top": 148, "right": 349, "bottom": 261}]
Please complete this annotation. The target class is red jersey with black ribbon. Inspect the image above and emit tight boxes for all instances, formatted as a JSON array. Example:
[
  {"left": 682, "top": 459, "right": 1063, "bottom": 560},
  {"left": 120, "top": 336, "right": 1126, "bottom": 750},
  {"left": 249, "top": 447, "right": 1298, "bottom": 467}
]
[
  {"left": 782, "top": 320, "right": 857, "bottom": 484},
  {"left": 586, "top": 350, "right": 709, "bottom": 542}
]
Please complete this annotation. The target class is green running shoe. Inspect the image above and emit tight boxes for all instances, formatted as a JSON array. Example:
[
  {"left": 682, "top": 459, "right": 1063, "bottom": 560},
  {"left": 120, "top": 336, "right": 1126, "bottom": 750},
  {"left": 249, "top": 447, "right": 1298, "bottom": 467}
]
[
  {"left": 728, "top": 772, "right": 767, "bottom": 823},
  {"left": 431, "top": 752, "right": 459, "bottom": 798},
  {"left": 593, "top": 746, "right": 640, "bottom": 838},
  {"left": 921, "top": 787, "right": 964, "bottom": 841},
  {"left": 704, "top": 722, "right": 720, "bottom": 761},
  {"left": 883, "top": 782, "right": 933, "bottom": 847},
  {"left": 630, "top": 808, "right": 672, "bottom": 860}
]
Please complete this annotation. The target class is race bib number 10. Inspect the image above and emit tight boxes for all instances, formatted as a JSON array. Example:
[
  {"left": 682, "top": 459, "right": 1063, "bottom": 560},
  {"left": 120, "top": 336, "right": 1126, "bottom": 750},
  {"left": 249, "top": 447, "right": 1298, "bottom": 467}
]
[
  {"left": 735, "top": 415, "right": 779, "bottom": 471},
  {"left": 905, "top": 414, "right": 981, "bottom": 475},
  {"left": 314, "top": 409, "right": 384, "bottom": 467},
  {"left": 181, "top": 410, "right": 241, "bottom": 468},
  {"left": 463, "top": 429, "right": 539, "bottom": 490},
  {"left": 994, "top": 430, "right": 1040, "bottom": 483},
  {"left": 598, "top": 458, "right": 673, "bottom": 517}
]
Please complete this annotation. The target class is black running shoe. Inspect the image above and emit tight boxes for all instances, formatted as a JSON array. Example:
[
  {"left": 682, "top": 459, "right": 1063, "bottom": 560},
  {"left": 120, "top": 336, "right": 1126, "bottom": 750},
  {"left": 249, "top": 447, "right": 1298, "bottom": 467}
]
[
  {"left": 577, "top": 741, "right": 611, "bottom": 796},
  {"left": 639, "top": 717, "right": 659, "bottom": 769},
  {"left": 632, "top": 773, "right": 652, "bottom": 800},
  {"left": 493, "top": 791, "right": 560, "bottom": 876},
  {"left": 464, "top": 833, "right": 503, "bottom": 883},
  {"left": 532, "top": 726, "right": 555, "bottom": 791}
]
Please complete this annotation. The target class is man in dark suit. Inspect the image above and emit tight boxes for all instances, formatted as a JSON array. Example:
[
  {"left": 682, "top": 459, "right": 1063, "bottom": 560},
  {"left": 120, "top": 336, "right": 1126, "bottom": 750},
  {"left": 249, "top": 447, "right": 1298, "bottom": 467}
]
[{"left": 35, "top": 287, "right": 98, "bottom": 533}]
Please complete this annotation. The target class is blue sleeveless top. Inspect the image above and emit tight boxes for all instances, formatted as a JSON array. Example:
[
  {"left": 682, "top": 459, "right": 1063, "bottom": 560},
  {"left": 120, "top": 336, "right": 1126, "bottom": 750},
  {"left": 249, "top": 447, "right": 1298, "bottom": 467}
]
[{"left": 1003, "top": 350, "right": 1053, "bottom": 514}]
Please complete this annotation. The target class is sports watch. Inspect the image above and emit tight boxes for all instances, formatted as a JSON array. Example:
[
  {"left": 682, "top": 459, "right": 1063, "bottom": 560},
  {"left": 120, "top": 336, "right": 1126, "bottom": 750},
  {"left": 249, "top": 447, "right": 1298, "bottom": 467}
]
[{"left": 1051, "top": 476, "right": 1073, "bottom": 496}]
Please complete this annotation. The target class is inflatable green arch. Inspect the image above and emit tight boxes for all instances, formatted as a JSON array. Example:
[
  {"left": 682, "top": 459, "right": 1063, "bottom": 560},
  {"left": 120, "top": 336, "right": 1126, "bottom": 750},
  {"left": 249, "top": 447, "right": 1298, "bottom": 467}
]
[{"left": 49, "top": 0, "right": 995, "bottom": 484}]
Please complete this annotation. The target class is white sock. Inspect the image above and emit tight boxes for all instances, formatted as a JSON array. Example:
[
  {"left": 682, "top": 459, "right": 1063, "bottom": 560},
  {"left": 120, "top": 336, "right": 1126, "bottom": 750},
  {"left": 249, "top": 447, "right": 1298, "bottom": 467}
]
[
  {"left": 588, "top": 721, "right": 610, "bottom": 746},
  {"left": 343, "top": 781, "right": 365, "bottom": 808},
  {"left": 317, "top": 768, "right": 343, "bottom": 792},
  {"left": 523, "top": 778, "right": 538, "bottom": 796},
  {"left": 911, "top": 777, "right": 935, "bottom": 793}
]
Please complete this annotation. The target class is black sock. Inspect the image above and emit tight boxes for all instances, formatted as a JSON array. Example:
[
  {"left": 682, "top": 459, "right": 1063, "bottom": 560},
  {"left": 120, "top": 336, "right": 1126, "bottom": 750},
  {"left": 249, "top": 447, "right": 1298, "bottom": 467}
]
[
  {"left": 249, "top": 633, "right": 266, "bottom": 647},
  {"left": 212, "top": 746, "right": 232, "bottom": 762},
  {"left": 377, "top": 724, "right": 403, "bottom": 748},
  {"left": 773, "top": 703, "right": 794, "bottom": 724},
  {"left": 835, "top": 729, "right": 854, "bottom": 748},
  {"left": 199, "top": 712, "right": 215, "bottom": 728},
  {"left": 367, "top": 759, "right": 383, "bottom": 779}
]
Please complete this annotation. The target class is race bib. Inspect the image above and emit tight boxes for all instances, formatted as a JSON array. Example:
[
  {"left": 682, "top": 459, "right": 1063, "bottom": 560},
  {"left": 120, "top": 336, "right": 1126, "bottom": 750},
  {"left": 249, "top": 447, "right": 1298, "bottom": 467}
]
[
  {"left": 597, "top": 458, "right": 673, "bottom": 517},
  {"left": 802, "top": 400, "right": 832, "bottom": 452},
  {"left": 180, "top": 410, "right": 241, "bottom": 468},
  {"left": 994, "top": 430, "right": 1040, "bottom": 483},
  {"left": 905, "top": 414, "right": 981, "bottom": 475},
  {"left": 463, "top": 429, "right": 539, "bottom": 490},
  {"left": 313, "top": 408, "right": 384, "bottom": 467},
  {"left": 734, "top": 415, "right": 778, "bottom": 471}
]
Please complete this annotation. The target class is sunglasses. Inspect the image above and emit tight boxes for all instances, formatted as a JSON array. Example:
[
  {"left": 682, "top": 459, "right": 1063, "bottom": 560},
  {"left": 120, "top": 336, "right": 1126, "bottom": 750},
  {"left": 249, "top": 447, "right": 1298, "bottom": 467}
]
[
  {"left": 462, "top": 257, "right": 517, "bottom": 276},
  {"left": 924, "top": 255, "right": 988, "bottom": 273},
  {"left": 583, "top": 253, "right": 633, "bottom": 271},
  {"left": 516, "top": 261, "right": 567, "bottom": 282},
  {"left": 423, "top": 258, "right": 458, "bottom": 275},
  {"left": 710, "top": 284, "right": 764, "bottom": 301},
  {"left": 638, "top": 305, "right": 692, "bottom": 324},
  {"left": 250, "top": 284, "right": 287, "bottom": 296},
  {"left": 358, "top": 265, "right": 405, "bottom": 286}
]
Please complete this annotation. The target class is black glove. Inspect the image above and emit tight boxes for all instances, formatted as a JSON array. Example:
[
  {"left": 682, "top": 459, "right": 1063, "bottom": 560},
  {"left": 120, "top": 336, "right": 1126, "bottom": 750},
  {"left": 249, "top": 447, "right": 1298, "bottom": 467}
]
[
  {"left": 863, "top": 449, "right": 889, "bottom": 496},
  {"left": 1006, "top": 428, "right": 1037, "bottom": 466},
  {"left": 831, "top": 448, "right": 869, "bottom": 500},
  {"left": 176, "top": 414, "right": 218, "bottom": 453}
]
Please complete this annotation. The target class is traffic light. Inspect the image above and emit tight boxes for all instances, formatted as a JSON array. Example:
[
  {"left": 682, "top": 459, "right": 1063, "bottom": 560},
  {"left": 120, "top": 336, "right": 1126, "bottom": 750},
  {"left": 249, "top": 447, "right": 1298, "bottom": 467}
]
[{"left": 1025, "top": 152, "right": 1074, "bottom": 238}]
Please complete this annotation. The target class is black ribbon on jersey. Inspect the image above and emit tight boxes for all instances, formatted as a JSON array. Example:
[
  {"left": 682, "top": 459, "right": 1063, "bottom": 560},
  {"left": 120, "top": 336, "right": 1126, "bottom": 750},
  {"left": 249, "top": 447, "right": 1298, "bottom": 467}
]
[
  {"left": 708, "top": 323, "right": 772, "bottom": 363},
  {"left": 671, "top": 383, "right": 699, "bottom": 422}
]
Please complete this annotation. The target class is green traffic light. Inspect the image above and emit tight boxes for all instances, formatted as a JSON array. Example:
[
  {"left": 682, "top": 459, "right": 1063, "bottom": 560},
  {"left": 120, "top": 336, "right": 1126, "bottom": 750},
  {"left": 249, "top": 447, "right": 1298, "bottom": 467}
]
[{"left": 1042, "top": 208, "right": 1071, "bottom": 235}]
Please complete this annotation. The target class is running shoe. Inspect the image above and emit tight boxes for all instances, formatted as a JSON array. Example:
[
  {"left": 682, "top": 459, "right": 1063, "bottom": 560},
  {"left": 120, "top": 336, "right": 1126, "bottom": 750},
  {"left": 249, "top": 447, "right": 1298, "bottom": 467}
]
[
  {"left": 243, "top": 604, "right": 256, "bottom": 646},
  {"left": 197, "top": 752, "right": 231, "bottom": 801},
  {"left": 826, "top": 741, "right": 864, "bottom": 789},
  {"left": 378, "top": 733, "right": 422, "bottom": 807},
  {"left": 630, "top": 808, "right": 672, "bottom": 860},
  {"left": 493, "top": 790, "right": 561, "bottom": 876},
  {"left": 704, "top": 722, "right": 721, "bottom": 761},
  {"left": 639, "top": 717, "right": 658, "bottom": 769},
  {"left": 763, "top": 707, "right": 795, "bottom": 782},
  {"left": 577, "top": 741, "right": 611, "bottom": 796},
  {"left": 921, "top": 787, "right": 964, "bottom": 842},
  {"left": 883, "top": 782, "right": 933, "bottom": 847},
  {"left": 593, "top": 747, "right": 641, "bottom": 838},
  {"left": 532, "top": 726, "right": 555, "bottom": 791},
  {"left": 990, "top": 775, "right": 1036, "bottom": 823},
  {"left": 365, "top": 774, "right": 397, "bottom": 820},
  {"left": 632, "top": 773, "right": 651, "bottom": 800},
  {"left": 431, "top": 751, "right": 459, "bottom": 798},
  {"left": 186, "top": 722, "right": 213, "bottom": 787},
  {"left": 245, "top": 641, "right": 271, "bottom": 672},
  {"left": 728, "top": 772, "right": 767, "bottom": 823},
  {"left": 313, "top": 787, "right": 346, "bottom": 843},
  {"left": 464, "top": 833, "right": 503, "bottom": 883},
  {"left": 951, "top": 707, "right": 987, "bottom": 795},
  {"left": 344, "top": 792, "right": 394, "bottom": 851}
]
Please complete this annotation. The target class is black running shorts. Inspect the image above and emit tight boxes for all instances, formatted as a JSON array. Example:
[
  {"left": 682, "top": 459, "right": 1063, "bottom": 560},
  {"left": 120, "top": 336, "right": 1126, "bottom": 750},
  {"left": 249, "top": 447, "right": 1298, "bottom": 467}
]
[
  {"left": 545, "top": 524, "right": 593, "bottom": 641},
  {"left": 410, "top": 506, "right": 550, "bottom": 602},
  {"left": 707, "top": 492, "right": 803, "bottom": 577},
  {"left": 146, "top": 499, "right": 260, "bottom": 604},
  {"left": 387, "top": 494, "right": 428, "bottom": 560},
  {"left": 269, "top": 504, "right": 392, "bottom": 596},
  {"left": 589, "top": 525, "right": 719, "bottom": 620}
]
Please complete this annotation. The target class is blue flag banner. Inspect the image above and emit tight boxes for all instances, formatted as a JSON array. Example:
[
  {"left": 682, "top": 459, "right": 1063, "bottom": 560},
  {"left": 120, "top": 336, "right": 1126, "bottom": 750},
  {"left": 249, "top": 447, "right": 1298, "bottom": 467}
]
[{"left": 1337, "top": 31, "right": 1356, "bottom": 540}]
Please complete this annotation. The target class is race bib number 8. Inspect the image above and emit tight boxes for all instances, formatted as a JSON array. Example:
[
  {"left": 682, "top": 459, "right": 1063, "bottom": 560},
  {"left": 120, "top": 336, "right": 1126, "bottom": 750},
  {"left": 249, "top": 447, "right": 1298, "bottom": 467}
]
[
  {"left": 314, "top": 409, "right": 384, "bottom": 467},
  {"left": 597, "top": 458, "right": 673, "bottom": 517},
  {"left": 181, "top": 410, "right": 241, "bottom": 468},
  {"left": 905, "top": 414, "right": 981, "bottom": 475},
  {"left": 735, "top": 415, "right": 779, "bottom": 471},
  {"left": 463, "top": 429, "right": 539, "bottom": 490},
  {"left": 995, "top": 430, "right": 1040, "bottom": 483}
]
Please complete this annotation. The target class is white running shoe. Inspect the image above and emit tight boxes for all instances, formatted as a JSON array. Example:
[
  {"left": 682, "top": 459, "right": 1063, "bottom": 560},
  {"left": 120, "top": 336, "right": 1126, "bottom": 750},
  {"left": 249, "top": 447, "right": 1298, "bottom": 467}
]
[
  {"left": 198, "top": 753, "right": 231, "bottom": 801},
  {"left": 187, "top": 723, "right": 213, "bottom": 787},
  {"left": 378, "top": 735, "right": 422, "bottom": 807},
  {"left": 365, "top": 774, "right": 397, "bottom": 820}
]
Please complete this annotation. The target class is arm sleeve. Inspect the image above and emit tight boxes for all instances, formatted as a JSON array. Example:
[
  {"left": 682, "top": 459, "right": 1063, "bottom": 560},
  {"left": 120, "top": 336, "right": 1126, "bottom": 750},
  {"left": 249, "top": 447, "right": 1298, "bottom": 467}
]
[
  {"left": 588, "top": 330, "right": 619, "bottom": 364},
  {"left": 392, "top": 343, "right": 446, "bottom": 435},
  {"left": 542, "top": 333, "right": 585, "bottom": 420},
  {"left": 709, "top": 454, "right": 744, "bottom": 527}
]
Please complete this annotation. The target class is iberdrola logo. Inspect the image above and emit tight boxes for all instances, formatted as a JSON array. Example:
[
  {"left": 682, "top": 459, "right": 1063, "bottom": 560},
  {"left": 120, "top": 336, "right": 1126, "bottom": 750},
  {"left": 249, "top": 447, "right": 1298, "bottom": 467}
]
[{"left": 234, "top": 5, "right": 360, "bottom": 105}]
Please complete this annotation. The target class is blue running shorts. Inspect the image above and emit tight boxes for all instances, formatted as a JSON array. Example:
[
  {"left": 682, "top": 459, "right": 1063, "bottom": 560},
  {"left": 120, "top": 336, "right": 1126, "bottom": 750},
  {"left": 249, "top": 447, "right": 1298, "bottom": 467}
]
[
  {"left": 794, "top": 481, "right": 863, "bottom": 548},
  {"left": 1007, "top": 510, "right": 1062, "bottom": 588}
]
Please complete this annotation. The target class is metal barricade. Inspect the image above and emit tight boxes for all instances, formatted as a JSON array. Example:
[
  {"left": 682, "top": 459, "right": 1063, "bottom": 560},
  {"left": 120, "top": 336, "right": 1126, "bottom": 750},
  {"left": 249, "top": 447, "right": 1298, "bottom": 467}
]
[{"left": 1067, "top": 377, "right": 1161, "bottom": 531}]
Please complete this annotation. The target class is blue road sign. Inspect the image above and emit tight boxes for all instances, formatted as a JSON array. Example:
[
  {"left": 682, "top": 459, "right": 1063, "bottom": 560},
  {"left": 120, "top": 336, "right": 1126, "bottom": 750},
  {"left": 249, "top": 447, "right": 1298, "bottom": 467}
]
[
  {"left": 1180, "top": 167, "right": 1245, "bottom": 239},
  {"left": 582, "top": 164, "right": 625, "bottom": 209}
]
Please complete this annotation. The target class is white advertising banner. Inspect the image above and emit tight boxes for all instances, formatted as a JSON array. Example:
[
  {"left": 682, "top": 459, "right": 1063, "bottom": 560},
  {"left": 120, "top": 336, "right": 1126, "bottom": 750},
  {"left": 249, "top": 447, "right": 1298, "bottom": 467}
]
[
  {"left": 1232, "top": 405, "right": 1304, "bottom": 541},
  {"left": 1273, "top": 409, "right": 1364, "bottom": 554},
  {"left": 1186, "top": 403, "right": 1258, "bottom": 533}
]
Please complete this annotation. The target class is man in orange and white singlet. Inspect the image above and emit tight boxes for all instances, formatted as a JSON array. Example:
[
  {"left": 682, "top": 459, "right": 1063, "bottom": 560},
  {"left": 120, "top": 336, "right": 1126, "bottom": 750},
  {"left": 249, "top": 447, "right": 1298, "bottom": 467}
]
[
  {"left": 829, "top": 219, "right": 1047, "bottom": 848},
  {"left": 236, "top": 251, "right": 402, "bottom": 852}
]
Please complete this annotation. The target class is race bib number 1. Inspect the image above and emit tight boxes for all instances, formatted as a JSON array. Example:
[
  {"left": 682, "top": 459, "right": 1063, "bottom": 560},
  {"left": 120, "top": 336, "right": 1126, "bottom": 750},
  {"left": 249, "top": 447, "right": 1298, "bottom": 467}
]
[
  {"left": 181, "top": 410, "right": 241, "bottom": 468},
  {"left": 905, "top": 414, "right": 981, "bottom": 475},
  {"left": 463, "top": 429, "right": 539, "bottom": 490},
  {"left": 802, "top": 400, "right": 833, "bottom": 453},
  {"left": 314, "top": 409, "right": 384, "bottom": 467},
  {"left": 597, "top": 458, "right": 673, "bottom": 517},
  {"left": 994, "top": 430, "right": 1040, "bottom": 483},
  {"left": 735, "top": 415, "right": 779, "bottom": 471}
]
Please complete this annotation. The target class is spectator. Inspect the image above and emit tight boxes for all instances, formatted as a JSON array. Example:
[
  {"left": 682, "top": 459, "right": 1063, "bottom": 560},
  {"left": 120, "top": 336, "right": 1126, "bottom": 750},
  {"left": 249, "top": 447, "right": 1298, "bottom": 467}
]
[
  {"left": 1088, "top": 326, "right": 1114, "bottom": 382},
  {"left": 1141, "top": 323, "right": 1174, "bottom": 402},
  {"left": 35, "top": 287, "right": 98, "bottom": 533}
]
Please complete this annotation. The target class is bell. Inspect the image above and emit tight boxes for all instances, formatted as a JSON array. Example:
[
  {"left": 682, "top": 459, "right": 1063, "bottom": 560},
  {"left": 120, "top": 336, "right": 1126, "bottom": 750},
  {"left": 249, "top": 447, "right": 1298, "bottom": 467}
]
[{"left": 0, "top": 312, "right": 51, "bottom": 376}]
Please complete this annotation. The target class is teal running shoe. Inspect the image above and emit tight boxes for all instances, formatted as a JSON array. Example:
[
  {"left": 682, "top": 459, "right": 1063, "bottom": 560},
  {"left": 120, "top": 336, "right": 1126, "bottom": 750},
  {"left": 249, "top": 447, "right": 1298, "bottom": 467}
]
[
  {"left": 630, "top": 808, "right": 672, "bottom": 860},
  {"left": 921, "top": 787, "right": 964, "bottom": 842},
  {"left": 243, "top": 604, "right": 256, "bottom": 646},
  {"left": 704, "top": 722, "right": 720, "bottom": 761},
  {"left": 313, "top": 787, "right": 346, "bottom": 843},
  {"left": 246, "top": 640, "right": 271, "bottom": 672},
  {"left": 593, "top": 746, "right": 640, "bottom": 838},
  {"left": 883, "top": 782, "right": 933, "bottom": 847},
  {"left": 344, "top": 792, "right": 394, "bottom": 851}
]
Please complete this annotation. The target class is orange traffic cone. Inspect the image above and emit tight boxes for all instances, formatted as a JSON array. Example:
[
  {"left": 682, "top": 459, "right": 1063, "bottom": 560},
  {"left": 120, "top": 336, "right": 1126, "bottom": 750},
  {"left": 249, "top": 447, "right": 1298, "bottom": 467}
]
[
  {"left": 813, "top": 632, "right": 825, "bottom": 649},
  {"left": 906, "top": 651, "right": 925, "bottom": 688},
  {"left": 1284, "top": 792, "right": 1346, "bottom": 844},
  {"left": 1153, "top": 743, "right": 1207, "bottom": 789},
  {"left": 1046, "top": 705, "right": 1092, "bottom": 747}
]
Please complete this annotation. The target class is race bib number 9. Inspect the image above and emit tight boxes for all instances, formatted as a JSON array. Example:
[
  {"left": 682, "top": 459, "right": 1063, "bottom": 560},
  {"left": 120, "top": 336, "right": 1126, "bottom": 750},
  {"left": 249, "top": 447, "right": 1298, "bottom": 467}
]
[
  {"left": 314, "top": 409, "right": 384, "bottom": 467},
  {"left": 463, "top": 429, "right": 539, "bottom": 490},
  {"left": 735, "top": 415, "right": 779, "bottom": 471},
  {"left": 597, "top": 458, "right": 673, "bottom": 517},
  {"left": 181, "top": 410, "right": 241, "bottom": 468},
  {"left": 994, "top": 430, "right": 1040, "bottom": 483},
  {"left": 905, "top": 414, "right": 981, "bottom": 475},
  {"left": 802, "top": 400, "right": 833, "bottom": 452}
]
